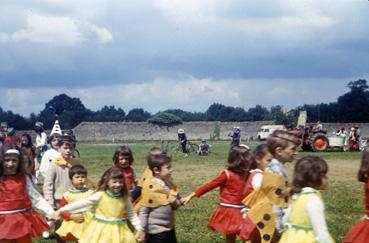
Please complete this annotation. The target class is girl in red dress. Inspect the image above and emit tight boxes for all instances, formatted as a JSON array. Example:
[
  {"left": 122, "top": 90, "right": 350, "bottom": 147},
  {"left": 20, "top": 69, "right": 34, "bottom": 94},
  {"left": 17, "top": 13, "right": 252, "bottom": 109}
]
[
  {"left": 183, "top": 145, "right": 255, "bottom": 243},
  {"left": 0, "top": 144, "right": 55, "bottom": 243},
  {"left": 344, "top": 150, "right": 369, "bottom": 243},
  {"left": 112, "top": 145, "right": 138, "bottom": 192},
  {"left": 240, "top": 143, "right": 273, "bottom": 242}
]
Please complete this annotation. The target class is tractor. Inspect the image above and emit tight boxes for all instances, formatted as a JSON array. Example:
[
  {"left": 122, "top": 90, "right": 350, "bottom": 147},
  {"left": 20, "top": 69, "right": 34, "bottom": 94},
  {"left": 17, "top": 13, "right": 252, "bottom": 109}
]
[{"left": 288, "top": 111, "right": 345, "bottom": 152}]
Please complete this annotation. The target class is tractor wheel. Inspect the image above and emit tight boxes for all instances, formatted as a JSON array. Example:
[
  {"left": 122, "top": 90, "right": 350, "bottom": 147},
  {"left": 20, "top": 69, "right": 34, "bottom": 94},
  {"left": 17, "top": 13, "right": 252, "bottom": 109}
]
[{"left": 310, "top": 133, "right": 329, "bottom": 152}]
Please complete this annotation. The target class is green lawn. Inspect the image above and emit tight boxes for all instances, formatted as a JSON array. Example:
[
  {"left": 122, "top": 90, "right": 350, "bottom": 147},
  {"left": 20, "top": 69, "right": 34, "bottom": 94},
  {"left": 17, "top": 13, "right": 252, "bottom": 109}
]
[{"left": 38, "top": 141, "right": 364, "bottom": 242}]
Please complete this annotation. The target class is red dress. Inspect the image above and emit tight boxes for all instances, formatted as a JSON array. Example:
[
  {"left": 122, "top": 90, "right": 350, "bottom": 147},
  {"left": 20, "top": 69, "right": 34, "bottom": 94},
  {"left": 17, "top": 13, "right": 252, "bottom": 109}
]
[
  {"left": 0, "top": 175, "right": 49, "bottom": 240},
  {"left": 113, "top": 164, "right": 137, "bottom": 191},
  {"left": 344, "top": 180, "right": 369, "bottom": 243},
  {"left": 195, "top": 169, "right": 249, "bottom": 235},
  {"left": 239, "top": 169, "right": 263, "bottom": 241}
]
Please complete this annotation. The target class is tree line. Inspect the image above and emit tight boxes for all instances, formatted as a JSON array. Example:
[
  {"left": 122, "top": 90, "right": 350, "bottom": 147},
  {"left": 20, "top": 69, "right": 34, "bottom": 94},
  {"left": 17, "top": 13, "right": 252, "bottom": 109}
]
[{"left": 1, "top": 79, "right": 368, "bottom": 130}]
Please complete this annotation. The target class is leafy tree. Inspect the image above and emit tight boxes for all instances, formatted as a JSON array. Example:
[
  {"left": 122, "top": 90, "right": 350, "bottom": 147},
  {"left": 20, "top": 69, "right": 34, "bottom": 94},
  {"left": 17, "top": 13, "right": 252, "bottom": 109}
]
[
  {"left": 125, "top": 108, "right": 151, "bottom": 122},
  {"left": 93, "top": 105, "right": 125, "bottom": 122},
  {"left": 246, "top": 105, "right": 269, "bottom": 121},
  {"left": 0, "top": 107, "right": 30, "bottom": 129},
  {"left": 336, "top": 79, "right": 369, "bottom": 122},
  {"left": 162, "top": 109, "right": 206, "bottom": 121},
  {"left": 147, "top": 112, "right": 182, "bottom": 125},
  {"left": 38, "top": 94, "right": 93, "bottom": 129},
  {"left": 205, "top": 103, "right": 248, "bottom": 121}
]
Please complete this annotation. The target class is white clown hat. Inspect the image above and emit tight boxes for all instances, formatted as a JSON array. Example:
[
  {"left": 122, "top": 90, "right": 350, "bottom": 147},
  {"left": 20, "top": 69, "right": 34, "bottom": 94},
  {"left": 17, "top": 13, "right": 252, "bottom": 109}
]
[{"left": 50, "top": 120, "right": 62, "bottom": 136}]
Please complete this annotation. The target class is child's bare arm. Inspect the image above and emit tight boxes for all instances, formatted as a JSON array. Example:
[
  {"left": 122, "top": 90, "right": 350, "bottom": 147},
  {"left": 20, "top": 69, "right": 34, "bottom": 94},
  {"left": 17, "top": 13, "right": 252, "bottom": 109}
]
[{"left": 182, "top": 192, "right": 195, "bottom": 205}]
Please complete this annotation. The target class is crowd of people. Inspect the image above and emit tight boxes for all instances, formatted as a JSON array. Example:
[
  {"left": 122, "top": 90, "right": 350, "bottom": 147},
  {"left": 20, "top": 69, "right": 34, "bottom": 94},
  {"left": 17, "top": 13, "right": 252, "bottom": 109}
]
[{"left": 1, "top": 121, "right": 369, "bottom": 243}]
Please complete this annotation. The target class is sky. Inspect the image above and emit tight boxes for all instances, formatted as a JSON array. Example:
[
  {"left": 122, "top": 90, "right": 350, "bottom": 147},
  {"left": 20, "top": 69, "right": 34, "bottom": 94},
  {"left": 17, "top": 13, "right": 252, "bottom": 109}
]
[{"left": 1, "top": 0, "right": 369, "bottom": 116}]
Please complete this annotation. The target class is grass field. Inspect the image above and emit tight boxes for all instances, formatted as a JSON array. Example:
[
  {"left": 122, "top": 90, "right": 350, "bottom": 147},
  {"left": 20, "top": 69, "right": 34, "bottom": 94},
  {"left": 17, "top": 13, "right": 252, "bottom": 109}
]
[{"left": 39, "top": 141, "right": 364, "bottom": 242}]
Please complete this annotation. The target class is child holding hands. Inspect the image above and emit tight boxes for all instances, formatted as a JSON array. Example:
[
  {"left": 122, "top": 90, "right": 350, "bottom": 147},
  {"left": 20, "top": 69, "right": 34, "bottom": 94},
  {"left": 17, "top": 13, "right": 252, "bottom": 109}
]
[
  {"left": 55, "top": 167, "right": 144, "bottom": 243},
  {"left": 0, "top": 144, "right": 55, "bottom": 243},
  {"left": 183, "top": 145, "right": 255, "bottom": 243},
  {"left": 56, "top": 164, "right": 94, "bottom": 242},
  {"left": 139, "top": 153, "right": 182, "bottom": 243}
]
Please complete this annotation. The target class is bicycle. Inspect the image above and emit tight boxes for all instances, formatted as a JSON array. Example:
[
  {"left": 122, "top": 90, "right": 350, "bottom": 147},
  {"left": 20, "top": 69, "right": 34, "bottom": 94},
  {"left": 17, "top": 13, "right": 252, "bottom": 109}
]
[{"left": 161, "top": 140, "right": 199, "bottom": 155}]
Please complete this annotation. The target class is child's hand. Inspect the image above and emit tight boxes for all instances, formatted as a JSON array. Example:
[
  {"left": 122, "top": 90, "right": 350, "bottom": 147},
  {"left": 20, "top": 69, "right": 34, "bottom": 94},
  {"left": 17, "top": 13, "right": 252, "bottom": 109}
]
[
  {"left": 135, "top": 230, "right": 145, "bottom": 242},
  {"left": 50, "top": 210, "right": 61, "bottom": 221},
  {"left": 71, "top": 214, "right": 85, "bottom": 223},
  {"left": 181, "top": 193, "right": 195, "bottom": 205}
]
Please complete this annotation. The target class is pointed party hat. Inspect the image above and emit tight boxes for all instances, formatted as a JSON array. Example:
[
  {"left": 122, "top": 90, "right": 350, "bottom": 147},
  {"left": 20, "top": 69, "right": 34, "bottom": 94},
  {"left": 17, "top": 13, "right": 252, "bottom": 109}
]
[{"left": 50, "top": 120, "right": 62, "bottom": 136}]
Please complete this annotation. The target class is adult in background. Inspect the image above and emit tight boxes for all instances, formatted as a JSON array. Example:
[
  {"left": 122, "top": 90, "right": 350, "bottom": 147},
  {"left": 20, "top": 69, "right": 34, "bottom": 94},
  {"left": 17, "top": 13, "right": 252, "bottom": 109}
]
[
  {"left": 228, "top": 127, "right": 241, "bottom": 147},
  {"left": 177, "top": 128, "right": 188, "bottom": 157}
]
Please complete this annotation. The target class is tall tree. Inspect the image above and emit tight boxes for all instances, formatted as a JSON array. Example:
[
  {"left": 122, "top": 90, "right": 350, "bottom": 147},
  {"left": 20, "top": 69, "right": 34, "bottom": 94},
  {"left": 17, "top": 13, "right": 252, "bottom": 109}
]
[{"left": 336, "top": 79, "right": 369, "bottom": 122}]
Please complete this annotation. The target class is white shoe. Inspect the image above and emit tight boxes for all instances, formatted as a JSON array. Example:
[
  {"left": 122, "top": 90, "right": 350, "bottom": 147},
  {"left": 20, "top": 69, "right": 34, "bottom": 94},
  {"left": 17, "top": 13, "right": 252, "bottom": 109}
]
[{"left": 42, "top": 231, "right": 50, "bottom": 239}]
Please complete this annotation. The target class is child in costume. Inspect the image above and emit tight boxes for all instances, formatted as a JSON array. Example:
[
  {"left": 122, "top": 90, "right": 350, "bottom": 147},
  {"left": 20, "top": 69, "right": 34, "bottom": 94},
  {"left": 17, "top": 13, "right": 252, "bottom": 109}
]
[
  {"left": 279, "top": 156, "right": 334, "bottom": 243},
  {"left": 266, "top": 130, "right": 300, "bottom": 178},
  {"left": 43, "top": 135, "right": 83, "bottom": 209},
  {"left": 39, "top": 120, "right": 62, "bottom": 179},
  {"left": 55, "top": 167, "right": 144, "bottom": 243},
  {"left": 139, "top": 153, "right": 182, "bottom": 243},
  {"left": 344, "top": 150, "right": 369, "bottom": 243},
  {"left": 112, "top": 145, "right": 138, "bottom": 192},
  {"left": 266, "top": 130, "right": 300, "bottom": 235},
  {"left": 0, "top": 144, "right": 55, "bottom": 243},
  {"left": 240, "top": 143, "right": 273, "bottom": 242},
  {"left": 132, "top": 147, "right": 163, "bottom": 204},
  {"left": 183, "top": 145, "right": 255, "bottom": 243},
  {"left": 56, "top": 165, "right": 94, "bottom": 242}
]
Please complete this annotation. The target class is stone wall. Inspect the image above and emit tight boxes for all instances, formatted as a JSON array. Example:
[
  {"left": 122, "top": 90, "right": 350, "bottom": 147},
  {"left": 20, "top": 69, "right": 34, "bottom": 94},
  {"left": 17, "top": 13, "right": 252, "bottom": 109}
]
[
  {"left": 73, "top": 121, "right": 369, "bottom": 142},
  {"left": 73, "top": 121, "right": 275, "bottom": 142}
]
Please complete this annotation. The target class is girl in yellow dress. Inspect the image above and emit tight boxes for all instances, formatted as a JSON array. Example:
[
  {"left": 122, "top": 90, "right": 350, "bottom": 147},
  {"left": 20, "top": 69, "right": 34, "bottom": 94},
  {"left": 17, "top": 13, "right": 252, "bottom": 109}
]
[
  {"left": 56, "top": 165, "right": 94, "bottom": 241},
  {"left": 56, "top": 167, "right": 144, "bottom": 243},
  {"left": 279, "top": 156, "right": 335, "bottom": 243}
]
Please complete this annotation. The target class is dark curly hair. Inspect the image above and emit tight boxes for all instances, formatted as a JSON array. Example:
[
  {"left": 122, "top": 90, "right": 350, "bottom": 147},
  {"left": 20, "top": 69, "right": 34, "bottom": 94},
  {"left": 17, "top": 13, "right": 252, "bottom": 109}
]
[{"left": 112, "top": 145, "right": 134, "bottom": 166}]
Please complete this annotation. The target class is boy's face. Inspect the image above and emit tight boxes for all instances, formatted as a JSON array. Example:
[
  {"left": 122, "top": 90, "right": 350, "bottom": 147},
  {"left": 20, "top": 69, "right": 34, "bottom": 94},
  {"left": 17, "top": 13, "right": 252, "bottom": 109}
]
[
  {"left": 277, "top": 143, "right": 298, "bottom": 163},
  {"left": 72, "top": 173, "right": 87, "bottom": 190},
  {"left": 108, "top": 178, "right": 124, "bottom": 194},
  {"left": 59, "top": 143, "right": 74, "bottom": 159},
  {"left": 118, "top": 155, "right": 130, "bottom": 168},
  {"left": 154, "top": 162, "right": 173, "bottom": 181}
]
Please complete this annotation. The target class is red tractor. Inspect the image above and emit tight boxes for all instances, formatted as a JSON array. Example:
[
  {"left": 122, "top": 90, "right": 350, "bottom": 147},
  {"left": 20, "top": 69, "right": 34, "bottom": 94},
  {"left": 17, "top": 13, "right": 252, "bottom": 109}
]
[
  {"left": 288, "top": 126, "right": 329, "bottom": 152},
  {"left": 287, "top": 111, "right": 330, "bottom": 152}
]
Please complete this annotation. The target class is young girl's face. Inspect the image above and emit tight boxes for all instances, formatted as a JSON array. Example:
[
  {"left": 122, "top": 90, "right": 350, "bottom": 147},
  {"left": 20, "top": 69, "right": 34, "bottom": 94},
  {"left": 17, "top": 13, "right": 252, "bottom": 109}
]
[
  {"left": 3, "top": 154, "right": 20, "bottom": 175},
  {"left": 72, "top": 173, "right": 87, "bottom": 190},
  {"left": 154, "top": 162, "right": 173, "bottom": 181},
  {"left": 256, "top": 152, "right": 273, "bottom": 171},
  {"left": 108, "top": 178, "right": 125, "bottom": 194},
  {"left": 51, "top": 136, "right": 60, "bottom": 149},
  {"left": 21, "top": 136, "right": 29, "bottom": 146},
  {"left": 118, "top": 154, "right": 130, "bottom": 168},
  {"left": 59, "top": 143, "right": 74, "bottom": 159}
]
